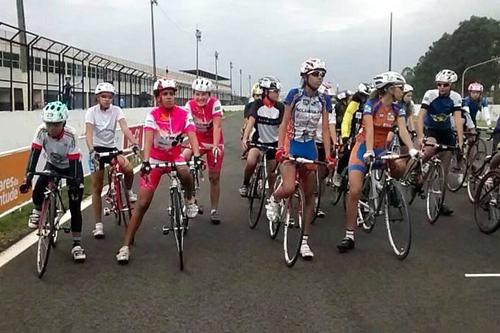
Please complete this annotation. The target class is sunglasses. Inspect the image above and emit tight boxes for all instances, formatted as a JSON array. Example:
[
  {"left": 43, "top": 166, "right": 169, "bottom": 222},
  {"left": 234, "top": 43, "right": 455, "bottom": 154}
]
[
  {"left": 437, "top": 83, "right": 450, "bottom": 88},
  {"left": 310, "top": 71, "right": 325, "bottom": 78}
]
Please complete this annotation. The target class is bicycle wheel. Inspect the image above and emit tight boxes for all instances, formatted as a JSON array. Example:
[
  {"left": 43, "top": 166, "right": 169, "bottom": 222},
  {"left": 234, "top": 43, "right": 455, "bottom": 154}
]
[
  {"left": 358, "top": 176, "right": 375, "bottom": 233},
  {"left": 269, "top": 174, "right": 282, "bottom": 239},
  {"left": 283, "top": 184, "right": 304, "bottom": 267},
  {"left": 467, "top": 167, "right": 486, "bottom": 204},
  {"left": 119, "top": 178, "right": 132, "bottom": 228},
  {"left": 51, "top": 192, "right": 63, "bottom": 247},
  {"left": 248, "top": 165, "right": 266, "bottom": 229},
  {"left": 331, "top": 168, "right": 347, "bottom": 206},
  {"left": 447, "top": 151, "right": 466, "bottom": 192},
  {"left": 471, "top": 138, "right": 487, "bottom": 172},
  {"left": 37, "top": 195, "right": 55, "bottom": 278},
  {"left": 311, "top": 170, "right": 321, "bottom": 224},
  {"left": 171, "top": 189, "right": 184, "bottom": 270},
  {"left": 474, "top": 170, "right": 500, "bottom": 234},
  {"left": 426, "top": 163, "right": 446, "bottom": 224},
  {"left": 384, "top": 180, "right": 412, "bottom": 260},
  {"left": 113, "top": 179, "right": 124, "bottom": 226}
]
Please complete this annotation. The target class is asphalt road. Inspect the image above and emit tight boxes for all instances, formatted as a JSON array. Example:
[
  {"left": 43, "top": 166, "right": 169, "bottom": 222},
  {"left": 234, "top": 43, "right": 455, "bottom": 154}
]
[{"left": 1, "top": 112, "right": 500, "bottom": 332}]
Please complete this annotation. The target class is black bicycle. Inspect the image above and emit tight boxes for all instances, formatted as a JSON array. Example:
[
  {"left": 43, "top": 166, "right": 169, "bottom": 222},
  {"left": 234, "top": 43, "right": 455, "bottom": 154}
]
[
  {"left": 246, "top": 142, "right": 276, "bottom": 229},
  {"left": 357, "top": 153, "right": 412, "bottom": 260},
  {"left": 20, "top": 171, "right": 72, "bottom": 278}
]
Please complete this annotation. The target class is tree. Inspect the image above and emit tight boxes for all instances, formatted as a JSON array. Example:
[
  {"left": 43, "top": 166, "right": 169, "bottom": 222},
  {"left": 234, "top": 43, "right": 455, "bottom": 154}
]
[{"left": 408, "top": 16, "right": 500, "bottom": 101}]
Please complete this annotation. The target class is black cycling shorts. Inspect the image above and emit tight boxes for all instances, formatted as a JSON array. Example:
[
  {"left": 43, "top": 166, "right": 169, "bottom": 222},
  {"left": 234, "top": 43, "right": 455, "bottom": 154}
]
[
  {"left": 424, "top": 128, "right": 456, "bottom": 146},
  {"left": 94, "top": 146, "right": 118, "bottom": 170}
]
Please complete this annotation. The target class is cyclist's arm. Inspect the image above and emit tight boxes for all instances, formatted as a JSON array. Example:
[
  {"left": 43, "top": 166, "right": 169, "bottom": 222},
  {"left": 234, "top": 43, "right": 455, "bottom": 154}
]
[
  {"left": 242, "top": 116, "right": 256, "bottom": 143},
  {"left": 85, "top": 121, "right": 94, "bottom": 151},
  {"left": 341, "top": 101, "right": 359, "bottom": 139},
  {"left": 416, "top": 107, "right": 427, "bottom": 142},
  {"left": 482, "top": 104, "right": 492, "bottom": 127},
  {"left": 142, "top": 130, "right": 153, "bottom": 161},
  {"left": 187, "top": 131, "right": 200, "bottom": 156},
  {"left": 454, "top": 110, "right": 464, "bottom": 148},
  {"left": 363, "top": 115, "right": 374, "bottom": 152},
  {"left": 212, "top": 116, "right": 222, "bottom": 148},
  {"left": 322, "top": 110, "right": 332, "bottom": 160},
  {"left": 26, "top": 127, "right": 44, "bottom": 178},
  {"left": 118, "top": 118, "right": 139, "bottom": 146},
  {"left": 278, "top": 104, "right": 292, "bottom": 148}
]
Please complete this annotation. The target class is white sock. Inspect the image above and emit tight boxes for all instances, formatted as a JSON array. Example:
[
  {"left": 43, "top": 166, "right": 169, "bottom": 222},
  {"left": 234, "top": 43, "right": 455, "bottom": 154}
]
[
  {"left": 302, "top": 235, "right": 309, "bottom": 244},
  {"left": 345, "top": 230, "right": 354, "bottom": 241}
]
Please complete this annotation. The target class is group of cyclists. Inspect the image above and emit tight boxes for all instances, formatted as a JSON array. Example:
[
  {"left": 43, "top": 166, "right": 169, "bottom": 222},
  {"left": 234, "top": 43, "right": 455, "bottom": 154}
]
[{"left": 18, "top": 55, "right": 497, "bottom": 266}]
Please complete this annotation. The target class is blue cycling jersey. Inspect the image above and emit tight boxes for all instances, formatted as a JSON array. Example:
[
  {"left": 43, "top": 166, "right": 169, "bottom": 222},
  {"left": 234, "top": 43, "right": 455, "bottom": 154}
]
[
  {"left": 462, "top": 96, "right": 488, "bottom": 126},
  {"left": 284, "top": 88, "right": 331, "bottom": 143},
  {"left": 421, "top": 89, "right": 462, "bottom": 129}
]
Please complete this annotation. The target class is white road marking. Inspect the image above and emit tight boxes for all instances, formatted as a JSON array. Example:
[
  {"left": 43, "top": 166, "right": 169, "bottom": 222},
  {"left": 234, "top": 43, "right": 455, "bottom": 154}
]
[
  {"left": 0, "top": 165, "right": 141, "bottom": 269},
  {"left": 465, "top": 273, "right": 500, "bottom": 278}
]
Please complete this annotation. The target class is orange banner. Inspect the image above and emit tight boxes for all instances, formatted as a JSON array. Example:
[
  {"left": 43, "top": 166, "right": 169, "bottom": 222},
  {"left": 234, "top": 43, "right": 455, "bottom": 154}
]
[{"left": 0, "top": 149, "right": 31, "bottom": 215}]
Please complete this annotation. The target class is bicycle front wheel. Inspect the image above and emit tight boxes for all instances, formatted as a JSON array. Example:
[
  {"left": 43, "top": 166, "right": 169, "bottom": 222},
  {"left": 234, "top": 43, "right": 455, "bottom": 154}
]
[
  {"left": 283, "top": 184, "right": 304, "bottom": 267},
  {"left": 311, "top": 170, "right": 322, "bottom": 224},
  {"left": 426, "top": 163, "right": 446, "bottom": 224},
  {"left": 269, "top": 174, "right": 282, "bottom": 239},
  {"left": 447, "top": 151, "right": 467, "bottom": 192},
  {"left": 171, "top": 189, "right": 184, "bottom": 271},
  {"left": 248, "top": 165, "right": 266, "bottom": 229},
  {"left": 37, "top": 195, "right": 55, "bottom": 278},
  {"left": 474, "top": 170, "right": 500, "bottom": 234},
  {"left": 384, "top": 180, "right": 411, "bottom": 260},
  {"left": 119, "top": 178, "right": 132, "bottom": 228}
]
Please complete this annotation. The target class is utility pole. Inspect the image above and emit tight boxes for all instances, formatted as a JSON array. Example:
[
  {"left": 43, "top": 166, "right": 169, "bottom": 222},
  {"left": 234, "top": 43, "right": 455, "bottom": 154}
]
[
  {"left": 150, "top": 0, "right": 158, "bottom": 79},
  {"left": 16, "top": 0, "right": 27, "bottom": 72},
  {"left": 388, "top": 12, "right": 393, "bottom": 71},
  {"left": 239, "top": 69, "right": 242, "bottom": 98},
  {"left": 229, "top": 61, "right": 233, "bottom": 102},
  {"left": 195, "top": 29, "right": 202, "bottom": 78},
  {"left": 214, "top": 51, "right": 219, "bottom": 98}
]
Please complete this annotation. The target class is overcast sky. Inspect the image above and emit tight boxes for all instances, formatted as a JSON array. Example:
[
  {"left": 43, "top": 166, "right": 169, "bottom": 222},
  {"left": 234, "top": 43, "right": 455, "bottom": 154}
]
[{"left": 1, "top": 0, "right": 499, "bottom": 94}]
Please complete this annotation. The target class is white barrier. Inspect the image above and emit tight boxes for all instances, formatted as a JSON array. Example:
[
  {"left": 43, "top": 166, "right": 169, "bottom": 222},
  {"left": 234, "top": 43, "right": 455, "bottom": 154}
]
[{"left": 0, "top": 105, "right": 243, "bottom": 153}]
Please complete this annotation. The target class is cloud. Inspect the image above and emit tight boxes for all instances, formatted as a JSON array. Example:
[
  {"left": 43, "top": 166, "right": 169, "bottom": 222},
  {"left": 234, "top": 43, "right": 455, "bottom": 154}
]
[{"left": 0, "top": 0, "right": 499, "bottom": 93}]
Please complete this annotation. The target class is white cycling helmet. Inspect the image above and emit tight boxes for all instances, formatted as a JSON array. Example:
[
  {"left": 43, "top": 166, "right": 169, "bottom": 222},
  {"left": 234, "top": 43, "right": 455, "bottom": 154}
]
[
  {"left": 373, "top": 71, "right": 406, "bottom": 89},
  {"left": 192, "top": 78, "right": 213, "bottom": 92},
  {"left": 403, "top": 84, "right": 414, "bottom": 93},
  {"left": 435, "top": 69, "right": 458, "bottom": 83},
  {"left": 259, "top": 76, "right": 282, "bottom": 91},
  {"left": 42, "top": 101, "right": 68, "bottom": 123},
  {"left": 300, "top": 58, "right": 327, "bottom": 75},
  {"left": 153, "top": 78, "right": 177, "bottom": 96},
  {"left": 337, "top": 91, "right": 347, "bottom": 100},
  {"left": 357, "top": 83, "right": 371, "bottom": 95},
  {"left": 95, "top": 82, "right": 115, "bottom": 95},
  {"left": 251, "top": 83, "right": 263, "bottom": 96},
  {"left": 468, "top": 82, "right": 484, "bottom": 92}
]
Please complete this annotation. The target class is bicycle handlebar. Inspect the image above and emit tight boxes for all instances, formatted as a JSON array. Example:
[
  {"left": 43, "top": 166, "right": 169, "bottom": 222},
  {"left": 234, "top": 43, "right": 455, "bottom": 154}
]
[
  {"left": 247, "top": 141, "right": 277, "bottom": 151},
  {"left": 95, "top": 147, "right": 138, "bottom": 158},
  {"left": 285, "top": 156, "right": 328, "bottom": 166}
]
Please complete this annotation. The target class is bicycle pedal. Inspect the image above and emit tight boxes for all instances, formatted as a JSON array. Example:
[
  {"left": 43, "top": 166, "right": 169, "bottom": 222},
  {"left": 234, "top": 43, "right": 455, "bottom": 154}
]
[
  {"left": 103, "top": 207, "right": 111, "bottom": 216},
  {"left": 162, "top": 226, "right": 170, "bottom": 235}
]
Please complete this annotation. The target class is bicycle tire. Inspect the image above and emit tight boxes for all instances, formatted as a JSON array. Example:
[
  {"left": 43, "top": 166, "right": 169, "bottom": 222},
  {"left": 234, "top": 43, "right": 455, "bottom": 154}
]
[
  {"left": 269, "top": 174, "right": 282, "bottom": 239},
  {"left": 358, "top": 175, "right": 375, "bottom": 233},
  {"left": 171, "top": 188, "right": 184, "bottom": 271},
  {"left": 311, "top": 170, "right": 322, "bottom": 224},
  {"left": 114, "top": 178, "right": 123, "bottom": 226},
  {"left": 470, "top": 138, "right": 488, "bottom": 172},
  {"left": 426, "top": 162, "right": 446, "bottom": 224},
  {"left": 474, "top": 170, "right": 500, "bottom": 234},
  {"left": 248, "top": 164, "right": 266, "bottom": 229},
  {"left": 37, "top": 195, "right": 55, "bottom": 278},
  {"left": 51, "top": 192, "right": 63, "bottom": 247},
  {"left": 447, "top": 151, "right": 467, "bottom": 192},
  {"left": 283, "top": 184, "right": 304, "bottom": 267},
  {"left": 119, "top": 178, "right": 132, "bottom": 228},
  {"left": 384, "top": 180, "right": 412, "bottom": 260}
]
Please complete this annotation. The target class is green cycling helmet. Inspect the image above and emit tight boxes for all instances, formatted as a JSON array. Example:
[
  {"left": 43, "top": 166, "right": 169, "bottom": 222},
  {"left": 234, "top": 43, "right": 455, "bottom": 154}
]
[{"left": 42, "top": 101, "right": 68, "bottom": 123}]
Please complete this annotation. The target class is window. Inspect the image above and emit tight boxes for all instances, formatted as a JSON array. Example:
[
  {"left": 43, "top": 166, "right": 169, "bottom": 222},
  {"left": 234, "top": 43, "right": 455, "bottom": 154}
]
[
  {"left": 55, "top": 60, "right": 63, "bottom": 74},
  {"left": 66, "top": 62, "right": 72, "bottom": 75},
  {"left": 83, "top": 65, "right": 87, "bottom": 77},
  {"left": 89, "top": 66, "right": 96, "bottom": 78},
  {"left": 48, "top": 59, "right": 55, "bottom": 73},
  {"left": 11, "top": 53, "right": 19, "bottom": 69},
  {"left": 42, "top": 58, "right": 47, "bottom": 72}
]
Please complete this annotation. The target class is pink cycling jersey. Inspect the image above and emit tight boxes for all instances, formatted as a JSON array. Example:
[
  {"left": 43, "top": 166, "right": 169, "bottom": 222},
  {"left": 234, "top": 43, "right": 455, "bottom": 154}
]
[
  {"left": 185, "top": 96, "right": 223, "bottom": 144},
  {"left": 144, "top": 105, "right": 196, "bottom": 161}
]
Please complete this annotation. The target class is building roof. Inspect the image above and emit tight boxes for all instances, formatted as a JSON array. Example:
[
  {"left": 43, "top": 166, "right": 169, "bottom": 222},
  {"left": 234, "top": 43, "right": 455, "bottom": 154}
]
[{"left": 181, "top": 69, "right": 229, "bottom": 81}]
